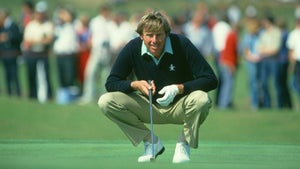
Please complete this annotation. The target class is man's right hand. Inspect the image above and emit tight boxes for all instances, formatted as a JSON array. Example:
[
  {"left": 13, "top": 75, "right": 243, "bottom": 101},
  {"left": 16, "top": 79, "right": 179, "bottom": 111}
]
[{"left": 131, "top": 80, "right": 156, "bottom": 96}]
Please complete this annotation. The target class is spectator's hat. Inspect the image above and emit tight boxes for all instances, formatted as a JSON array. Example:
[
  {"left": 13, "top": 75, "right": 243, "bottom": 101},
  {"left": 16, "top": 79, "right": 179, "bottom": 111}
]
[
  {"left": 245, "top": 5, "right": 257, "bottom": 18},
  {"left": 35, "top": 1, "right": 48, "bottom": 13},
  {"left": 227, "top": 5, "right": 241, "bottom": 24}
]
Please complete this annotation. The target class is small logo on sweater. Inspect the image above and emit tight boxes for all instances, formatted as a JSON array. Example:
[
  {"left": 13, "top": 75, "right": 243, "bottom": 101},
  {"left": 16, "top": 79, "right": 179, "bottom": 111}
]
[{"left": 169, "top": 64, "right": 176, "bottom": 71}]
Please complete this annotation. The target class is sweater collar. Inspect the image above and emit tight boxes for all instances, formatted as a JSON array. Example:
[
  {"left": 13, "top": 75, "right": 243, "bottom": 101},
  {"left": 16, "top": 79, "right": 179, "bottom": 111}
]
[{"left": 141, "top": 36, "right": 173, "bottom": 65}]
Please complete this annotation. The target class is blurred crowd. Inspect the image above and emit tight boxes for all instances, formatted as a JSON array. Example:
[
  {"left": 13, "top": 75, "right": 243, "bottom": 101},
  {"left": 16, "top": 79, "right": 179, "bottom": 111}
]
[{"left": 0, "top": 0, "right": 299, "bottom": 110}]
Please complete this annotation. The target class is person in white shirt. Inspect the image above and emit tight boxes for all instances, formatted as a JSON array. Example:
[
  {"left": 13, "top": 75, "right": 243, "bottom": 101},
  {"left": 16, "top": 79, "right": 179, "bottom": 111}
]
[
  {"left": 53, "top": 7, "right": 80, "bottom": 104},
  {"left": 257, "top": 14, "right": 282, "bottom": 108},
  {"left": 211, "top": 13, "right": 231, "bottom": 106},
  {"left": 22, "top": 1, "right": 54, "bottom": 103},
  {"left": 79, "top": 4, "right": 114, "bottom": 104},
  {"left": 182, "top": 9, "right": 213, "bottom": 57},
  {"left": 110, "top": 11, "right": 136, "bottom": 66}
]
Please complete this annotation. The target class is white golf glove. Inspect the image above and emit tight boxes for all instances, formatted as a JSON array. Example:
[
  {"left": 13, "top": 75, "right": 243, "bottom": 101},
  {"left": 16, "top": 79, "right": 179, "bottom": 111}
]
[{"left": 156, "top": 85, "right": 179, "bottom": 107}]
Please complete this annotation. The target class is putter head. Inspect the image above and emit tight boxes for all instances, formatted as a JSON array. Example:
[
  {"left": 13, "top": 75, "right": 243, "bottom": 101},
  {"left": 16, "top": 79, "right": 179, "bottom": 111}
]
[{"left": 150, "top": 157, "right": 155, "bottom": 162}]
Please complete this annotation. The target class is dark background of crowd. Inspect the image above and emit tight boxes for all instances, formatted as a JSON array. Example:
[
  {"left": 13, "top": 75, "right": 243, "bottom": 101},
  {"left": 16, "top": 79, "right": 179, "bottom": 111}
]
[{"left": 0, "top": 0, "right": 299, "bottom": 111}]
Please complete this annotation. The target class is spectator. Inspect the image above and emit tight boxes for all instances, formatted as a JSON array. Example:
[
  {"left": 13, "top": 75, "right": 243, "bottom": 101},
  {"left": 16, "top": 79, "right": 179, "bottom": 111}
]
[
  {"left": 110, "top": 11, "right": 135, "bottom": 65},
  {"left": 22, "top": 1, "right": 54, "bottom": 102},
  {"left": 182, "top": 8, "right": 213, "bottom": 57},
  {"left": 257, "top": 13, "right": 282, "bottom": 108},
  {"left": 75, "top": 13, "right": 91, "bottom": 91},
  {"left": 0, "top": 9, "right": 23, "bottom": 97},
  {"left": 287, "top": 15, "right": 300, "bottom": 109},
  {"left": 212, "top": 11, "right": 231, "bottom": 107},
  {"left": 217, "top": 6, "right": 240, "bottom": 109},
  {"left": 79, "top": 4, "right": 114, "bottom": 104},
  {"left": 277, "top": 19, "right": 293, "bottom": 109},
  {"left": 53, "top": 7, "right": 80, "bottom": 104},
  {"left": 128, "top": 11, "right": 143, "bottom": 36},
  {"left": 20, "top": 0, "right": 34, "bottom": 32},
  {"left": 242, "top": 16, "right": 262, "bottom": 110}
]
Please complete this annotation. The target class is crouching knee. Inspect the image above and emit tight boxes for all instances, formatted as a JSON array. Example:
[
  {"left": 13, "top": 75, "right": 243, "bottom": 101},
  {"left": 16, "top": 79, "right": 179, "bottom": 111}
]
[
  {"left": 98, "top": 92, "right": 128, "bottom": 116},
  {"left": 185, "top": 90, "right": 211, "bottom": 109},
  {"left": 98, "top": 92, "right": 114, "bottom": 115},
  {"left": 184, "top": 90, "right": 212, "bottom": 124}
]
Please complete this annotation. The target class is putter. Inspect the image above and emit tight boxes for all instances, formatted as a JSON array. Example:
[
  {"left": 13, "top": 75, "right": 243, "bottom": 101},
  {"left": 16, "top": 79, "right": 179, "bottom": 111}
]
[{"left": 148, "top": 80, "right": 155, "bottom": 162}]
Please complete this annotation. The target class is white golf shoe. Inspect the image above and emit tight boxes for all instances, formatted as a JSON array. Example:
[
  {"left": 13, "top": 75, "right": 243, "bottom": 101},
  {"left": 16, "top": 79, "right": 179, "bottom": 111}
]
[
  {"left": 172, "top": 142, "right": 190, "bottom": 163},
  {"left": 137, "top": 138, "right": 165, "bottom": 162}
]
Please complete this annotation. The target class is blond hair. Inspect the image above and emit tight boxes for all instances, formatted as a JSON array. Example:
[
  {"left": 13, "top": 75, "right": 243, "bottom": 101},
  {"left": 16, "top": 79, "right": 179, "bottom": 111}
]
[{"left": 136, "top": 11, "right": 171, "bottom": 36}]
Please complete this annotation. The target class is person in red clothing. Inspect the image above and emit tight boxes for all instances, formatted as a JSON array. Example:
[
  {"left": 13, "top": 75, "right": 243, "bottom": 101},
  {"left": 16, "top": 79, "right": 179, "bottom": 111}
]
[
  {"left": 20, "top": 1, "right": 34, "bottom": 31},
  {"left": 75, "top": 14, "right": 91, "bottom": 89},
  {"left": 217, "top": 7, "right": 240, "bottom": 109},
  {"left": 220, "top": 29, "right": 239, "bottom": 73}
]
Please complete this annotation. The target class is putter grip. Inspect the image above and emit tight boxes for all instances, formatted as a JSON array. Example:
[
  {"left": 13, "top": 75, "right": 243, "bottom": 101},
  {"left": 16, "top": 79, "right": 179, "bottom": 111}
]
[
  {"left": 147, "top": 80, "right": 152, "bottom": 94},
  {"left": 148, "top": 80, "right": 152, "bottom": 101}
]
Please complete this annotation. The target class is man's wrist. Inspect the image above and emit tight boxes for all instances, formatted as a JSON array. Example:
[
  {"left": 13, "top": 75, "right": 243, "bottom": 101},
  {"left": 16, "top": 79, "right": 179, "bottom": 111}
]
[
  {"left": 130, "top": 81, "right": 137, "bottom": 90},
  {"left": 176, "top": 84, "right": 184, "bottom": 94}
]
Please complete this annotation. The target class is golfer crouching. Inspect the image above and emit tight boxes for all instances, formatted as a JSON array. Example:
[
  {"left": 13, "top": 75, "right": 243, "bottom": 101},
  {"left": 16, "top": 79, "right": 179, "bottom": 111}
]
[{"left": 98, "top": 11, "right": 218, "bottom": 163}]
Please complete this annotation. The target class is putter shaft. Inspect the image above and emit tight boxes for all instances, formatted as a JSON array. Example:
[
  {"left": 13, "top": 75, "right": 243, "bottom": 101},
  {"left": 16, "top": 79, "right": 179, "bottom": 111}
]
[{"left": 148, "top": 80, "right": 155, "bottom": 160}]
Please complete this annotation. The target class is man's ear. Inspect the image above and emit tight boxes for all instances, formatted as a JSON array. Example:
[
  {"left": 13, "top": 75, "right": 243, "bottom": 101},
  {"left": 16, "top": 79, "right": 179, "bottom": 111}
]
[{"left": 140, "top": 35, "right": 143, "bottom": 40}]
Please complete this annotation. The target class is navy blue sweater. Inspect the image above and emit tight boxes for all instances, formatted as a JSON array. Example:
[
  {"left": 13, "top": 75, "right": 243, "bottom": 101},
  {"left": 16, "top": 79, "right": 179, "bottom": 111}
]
[
  {"left": 105, "top": 33, "right": 218, "bottom": 102},
  {"left": 0, "top": 22, "right": 22, "bottom": 52}
]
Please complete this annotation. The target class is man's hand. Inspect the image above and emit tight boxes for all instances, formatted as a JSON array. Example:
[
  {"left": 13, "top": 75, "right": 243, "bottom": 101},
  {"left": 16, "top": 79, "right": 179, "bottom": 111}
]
[
  {"left": 0, "top": 33, "right": 8, "bottom": 42},
  {"left": 131, "top": 80, "right": 155, "bottom": 96},
  {"left": 156, "top": 85, "right": 179, "bottom": 107}
]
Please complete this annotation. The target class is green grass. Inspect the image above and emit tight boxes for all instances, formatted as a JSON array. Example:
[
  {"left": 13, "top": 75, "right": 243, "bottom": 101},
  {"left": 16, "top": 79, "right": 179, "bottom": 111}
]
[
  {"left": 1, "top": 96, "right": 300, "bottom": 169},
  {"left": 1, "top": 96, "right": 300, "bottom": 144},
  {"left": 0, "top": 140, "right": 299, "bottom": 169}
]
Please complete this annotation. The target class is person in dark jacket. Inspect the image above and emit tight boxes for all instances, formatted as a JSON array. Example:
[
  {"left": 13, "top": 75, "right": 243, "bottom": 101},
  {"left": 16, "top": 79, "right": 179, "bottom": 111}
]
[
  {"left": 98, "top": 11, "right": 218, "bottom": 163},
  {"left": 0, "top": 9, "right": 23, "bottom": 96}
]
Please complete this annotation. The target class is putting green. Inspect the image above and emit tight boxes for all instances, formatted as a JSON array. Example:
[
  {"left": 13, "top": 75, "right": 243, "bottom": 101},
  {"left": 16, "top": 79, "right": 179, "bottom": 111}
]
[{"left": 0, "top": 140, "right": 299, "bottom": 169}]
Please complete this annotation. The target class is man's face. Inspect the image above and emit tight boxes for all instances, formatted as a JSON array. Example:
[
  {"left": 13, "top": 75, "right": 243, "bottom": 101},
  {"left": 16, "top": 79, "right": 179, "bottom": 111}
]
[
  {"left": 34, "top": 12, "right": 44, "bottom": 22},
  {"left": 140, "top": 28, "right": 166, "bottom": 58}
]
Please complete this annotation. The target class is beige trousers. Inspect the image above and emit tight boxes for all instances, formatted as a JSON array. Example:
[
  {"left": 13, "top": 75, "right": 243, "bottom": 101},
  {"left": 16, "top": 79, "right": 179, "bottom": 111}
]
[{"left": 98, "top": 90, "right": 211, "bottom": 148}]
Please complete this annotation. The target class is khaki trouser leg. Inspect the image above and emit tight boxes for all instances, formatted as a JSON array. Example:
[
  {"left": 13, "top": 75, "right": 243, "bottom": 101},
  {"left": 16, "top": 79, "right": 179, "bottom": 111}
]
[
  {"left": 98, "top": 92, "right": 155, "bottom": 146},
  {"left": 180, "top": 90, "right": 211, "bottom": 148},
  {"left": 98, "top": 90, "right": 211, "bottom": 148}
]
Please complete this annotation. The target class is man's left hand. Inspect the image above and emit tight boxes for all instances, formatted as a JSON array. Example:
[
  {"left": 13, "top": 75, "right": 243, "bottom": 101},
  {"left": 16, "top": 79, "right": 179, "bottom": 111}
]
[{"left": 156, "top": 85, "right": 179, "bottom": 107}]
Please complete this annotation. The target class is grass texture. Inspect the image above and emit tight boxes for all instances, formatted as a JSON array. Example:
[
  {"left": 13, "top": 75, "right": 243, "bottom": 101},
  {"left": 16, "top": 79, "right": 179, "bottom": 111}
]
[
  {"left": 0, "top": 140, "right": 299, "bottom": 169},
  {"left": 0, "top": 96, "right": 300, "bottom": 169}
]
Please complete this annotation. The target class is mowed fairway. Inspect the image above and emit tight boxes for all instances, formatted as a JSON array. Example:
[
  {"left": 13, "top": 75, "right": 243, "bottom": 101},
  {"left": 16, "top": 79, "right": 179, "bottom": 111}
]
[{"left": 0, "top": 140, "right": 299, "bottom": 169}]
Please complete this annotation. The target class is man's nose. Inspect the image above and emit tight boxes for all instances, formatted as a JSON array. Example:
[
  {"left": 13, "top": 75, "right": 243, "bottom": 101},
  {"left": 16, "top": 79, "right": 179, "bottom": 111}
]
[{"left": 151, "top": 35, "right": 158, "bottom": 42}]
